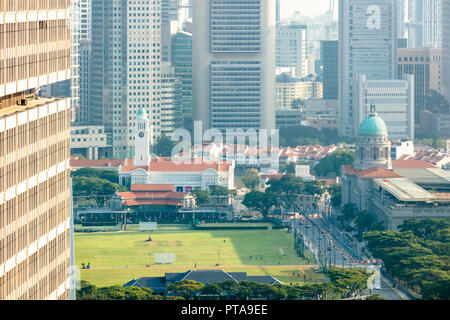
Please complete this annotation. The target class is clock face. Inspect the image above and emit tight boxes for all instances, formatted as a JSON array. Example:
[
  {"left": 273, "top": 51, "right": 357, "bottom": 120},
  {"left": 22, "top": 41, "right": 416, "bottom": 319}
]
[{"left": 138, "top": 132, "right": 145, "bottom": 138}]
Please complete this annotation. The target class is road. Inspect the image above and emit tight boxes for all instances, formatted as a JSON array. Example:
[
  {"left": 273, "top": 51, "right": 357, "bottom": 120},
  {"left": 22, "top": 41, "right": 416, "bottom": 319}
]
[{"left": 294, "top": 216, "right": 409, "bottom": 300}]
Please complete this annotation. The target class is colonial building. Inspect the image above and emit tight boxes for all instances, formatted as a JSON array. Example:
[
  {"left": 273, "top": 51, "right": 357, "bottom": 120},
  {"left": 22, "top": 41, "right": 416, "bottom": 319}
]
[{"left": 341, "top": 106, "right": 450, "bottom": 230}]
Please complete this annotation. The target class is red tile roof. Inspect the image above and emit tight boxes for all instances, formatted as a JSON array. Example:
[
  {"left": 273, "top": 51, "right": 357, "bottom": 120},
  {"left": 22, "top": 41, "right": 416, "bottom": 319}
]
[
  {"left": 392, "top": 160, "right": 437, "bottom": 169},
  {"left": 320, "top": 178, "right": 338, "bottom": 186},
  {"left": 119, "top": 191, "right": 185, "bottom": 200},
  {"left": 124, "top": 199, "right": 183, "bottom": 206},
  {"left": 130, "top": 184, "right": 174, "bottom": 192},
  {"left": 70, "top": 158, "right": 124, "bottom": 168},
  {"left": 343, "top": 165, "right": 402, "bottom": 178},
  {"left": 356, "top": 168, "right": 402, "bottom": 179},
  {"left": 127, "top": 157, "right": 232, "bottom": 173}
]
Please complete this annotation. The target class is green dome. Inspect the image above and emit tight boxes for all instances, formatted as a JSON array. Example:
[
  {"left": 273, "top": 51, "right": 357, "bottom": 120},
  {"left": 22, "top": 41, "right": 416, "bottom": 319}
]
[
  {"left": 136, "top": 107, "right": 147, "bottom": 120},
  {"left": 359, "top": 113, "right": 388, "bottom": 137}
]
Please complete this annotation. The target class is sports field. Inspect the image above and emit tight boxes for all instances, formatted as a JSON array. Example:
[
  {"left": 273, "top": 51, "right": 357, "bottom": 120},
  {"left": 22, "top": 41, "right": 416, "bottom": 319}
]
[{"left": 75, "top": 225, "right": 321, "bottom": 287}]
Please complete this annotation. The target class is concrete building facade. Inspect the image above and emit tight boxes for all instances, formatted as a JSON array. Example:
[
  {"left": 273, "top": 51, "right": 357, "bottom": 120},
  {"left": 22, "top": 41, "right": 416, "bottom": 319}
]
[
  {"left": 338, "top": 0, "right": 398, "bottom": 138},
  {"left": 192, "top": 0, "right": 276, "bottom": 131},
  {"left": 91, "top": 0, "right": 162, "bottom": 159},
  {"left": 443, "top": 0, "right": 450, "bottom": 101},
  {"left": 354, "top": 75, "right": 415, "bottom": 140},
  {"left": 321, "top": 40, "right": 338, "bottom": 100},
  {"left": 397, "top": 48, "right": 443, "bottom": 120},
  {"left": 276, "top": 24, "right": 308, "bottom": 78},
  {"left": 0, "top": 1, "right": 72, "bottom": 300}
]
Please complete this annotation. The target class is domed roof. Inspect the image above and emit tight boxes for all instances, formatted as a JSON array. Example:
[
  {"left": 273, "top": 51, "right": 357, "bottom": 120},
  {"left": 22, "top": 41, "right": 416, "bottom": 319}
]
[
  {"left": 358, "top": 105, "right": 388, "bottom": 137},
  {"left": 136, "top": 107, "right": 147, "bottom": 120}
]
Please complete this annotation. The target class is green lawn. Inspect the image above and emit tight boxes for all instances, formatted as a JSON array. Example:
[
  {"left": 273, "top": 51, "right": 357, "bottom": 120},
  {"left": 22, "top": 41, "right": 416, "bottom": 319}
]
[{"left": 75, "top": 227, "right": 319, "bottom": 286}]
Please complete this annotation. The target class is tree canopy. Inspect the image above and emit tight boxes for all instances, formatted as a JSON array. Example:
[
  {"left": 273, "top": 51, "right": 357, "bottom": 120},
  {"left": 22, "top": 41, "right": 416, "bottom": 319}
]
[
  {"left": 313, "top": 150, "right": 355, "bottom": 177},
  {"left": 365, "top": 218, "right": 450, "bottom": 300},
  {"left": 153, "top": 134, "right": 176, "bottom": 157},
  {"left": 242, "top": 191, "right": 278, "bottom": 217},
  {"left": 241, "top": 168, "right": 261, "bottom": 190}
]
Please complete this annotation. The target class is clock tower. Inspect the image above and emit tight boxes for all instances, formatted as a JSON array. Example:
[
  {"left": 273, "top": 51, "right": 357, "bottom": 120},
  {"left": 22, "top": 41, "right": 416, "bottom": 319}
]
[{"left": 134, "top": 107, "right": 151, "bottom": 166}]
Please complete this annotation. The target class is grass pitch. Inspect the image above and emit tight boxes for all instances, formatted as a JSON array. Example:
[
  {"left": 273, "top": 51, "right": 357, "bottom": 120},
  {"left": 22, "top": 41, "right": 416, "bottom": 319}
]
[{"left": 75, "top": 225, "right": 320, "bottom": 287}]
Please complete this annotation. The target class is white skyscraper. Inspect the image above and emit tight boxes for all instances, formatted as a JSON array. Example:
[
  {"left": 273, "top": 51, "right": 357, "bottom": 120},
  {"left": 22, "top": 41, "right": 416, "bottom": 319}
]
[
  {"left": 276, "top": 24, "right": 308, "bottom": 78},
  {"left": 355, "top": 75, "right": 415, "bottom": 140},
  {"left": 338, "top": 0, "right": 398, "bottom": 137},
  {"left": 444, "top": 0, "right": 450, "bottom": 101},
  {"left": 423, "top": 0, "right": 442, "bottom": 48},
  {"left": 91, "top": 0, "right": 161, "bottom": 159},
  {"left": 192, "top": 0, "right": 276, "bottom": 131}
]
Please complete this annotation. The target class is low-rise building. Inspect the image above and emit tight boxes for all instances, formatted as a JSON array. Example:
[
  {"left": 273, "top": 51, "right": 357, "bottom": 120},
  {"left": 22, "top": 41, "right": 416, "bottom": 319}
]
[{"left": 70, "top": 124, "right": 111, "bottom": 159}]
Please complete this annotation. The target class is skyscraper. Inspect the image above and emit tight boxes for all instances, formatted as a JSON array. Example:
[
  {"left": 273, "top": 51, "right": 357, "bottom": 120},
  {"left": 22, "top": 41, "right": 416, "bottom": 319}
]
[
  {"left": 398, "top": 48, "right": 443, "bottom": 120},
  {"left": 423, "top": 0, "right": 442, "bottom": 48},
  {"left": 0, "top": 0, "right": 72, "bottom": 299},
  {"left": 354, "top": 75, "right": 415, "bottom": 140},
  {"left": 321, "top": 40, "right": 339, "bottom": 100},
  {"left": 90, "top": 0, "right": 161, "bottom": 159},
  {"left": 193, "top": 0, "right": 276, "bottom": 131},
  {"left": 443, "top": 0, "right": 450, "bottom": 102},
  {"left": 171, "top": 31, "right": 193, "bottom": 130},
  {"left": 338, "top": 0, "right": 398, "bottom": 137},
  {"left": 276, "top": 24, "right": 308, "bottom": 78}
]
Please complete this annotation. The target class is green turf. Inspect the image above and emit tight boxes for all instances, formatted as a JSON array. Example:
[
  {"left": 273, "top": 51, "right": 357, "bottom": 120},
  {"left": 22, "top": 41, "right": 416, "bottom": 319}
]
[{"left": 75, "top": 228, "right": 317, "bottom": 286}]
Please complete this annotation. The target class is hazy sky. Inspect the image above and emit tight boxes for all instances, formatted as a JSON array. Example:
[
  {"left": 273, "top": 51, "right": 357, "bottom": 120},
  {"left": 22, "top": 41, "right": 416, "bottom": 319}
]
[{"left": 280, "top": 0, "right": 330, "bottom": 18}]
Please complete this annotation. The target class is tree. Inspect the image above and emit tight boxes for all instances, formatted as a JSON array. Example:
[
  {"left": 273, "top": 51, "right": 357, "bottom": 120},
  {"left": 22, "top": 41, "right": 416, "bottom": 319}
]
[
  {"left": 167, "top": 280, "right": 205, "bottom": 299},
  {"left": 328, "top": 184, "right": 342, "bottom": 207},
  {"left": 266, "top": 174, "right": 304, "bottom": 195},
  {"left": 326, "top": 267, "right": 371, "bottom": 299},
  {"left": 355, "top": 210, "right": 375, "bottom": 235},
  {"left": 241, "top": 168, "right": 261, "bottom": 190},
  {"left": 209, "top": 185, "right": 235, "bottom": 196},
  {"left": 76, "top": 281, "right": 157, "bottom": 300},
  {"left": 279, "top": 162, "right": 296, "bottom": 175},
  {"left": 190, "top": 189, "right": 211, "bottom": 206},
  {"left": 72, "top": 176, "right": 126, "bottom": 206},
  {"left": 313, "top": 150, "right": 355, "bottom": 177},
  {"left": 71, "top": 167, "right": 120, "bottom": 184},
  {"left": 303, "top": 180, "right": 325, "bottom": 197},
  {"left": 153, "top": 134, "right": 176, "bottom": 157},
  {"left": 424, "top": 90, "right": 450, "bottom": 114},
  {"left": 242, "top": 191, "right": 278, "bottom": 218},
  {"left": 341, "top": 203, "right": 356, "bottom": 221},
  {"left": 291, "top": 98, "right": 305, "bottom": 110}
]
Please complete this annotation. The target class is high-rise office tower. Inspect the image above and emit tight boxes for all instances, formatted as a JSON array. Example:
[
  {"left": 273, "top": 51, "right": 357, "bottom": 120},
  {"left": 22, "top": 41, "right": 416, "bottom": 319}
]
[
  {"left": 355, "top": 75, "right": 415, "bottom": 140},
  {"left": 0, "top": 0, "right": 72, "bottom": 300},
  {"left": 276, "top": 24, "right": 308, "bottom": 78},
  {"left": 423, "top": 0, "right": 442, "bottom": 48},
  {"left": 193, "top": 0, "right": 276, "bottom": 131},
  {"left": 161, "top": 0, "right": 179, "bottom": 62},
  {"left": 321, "top": 40, "right": 339, "bottom": 100},
  {"left": 171, "top": 31, "right": 193, "bottom": 130},
  {"left": 160, "top": 62, "right": 182, "bottom": 136},
  {"left": 444, "top": 0, "right": 450, "bottom": 102},
  {"left": 39, "top": 0, "right": 80, "bottom": 123},
  {"left": 276, "top": 0, "right": 281, "bottom": 24},
  {"left": 77, "top": 0, "right": 92, "bottom": 124},
  {"left": 398, "top": 48, "right": 443, "bottom": 120},
  {"left": 91, "top": 0, "right": 161, "bottom": 159},
  {"left": 398, "top": 0, "right": 406, "bottom": 39},
  {"left": 406, "top": 0, "right": 424, "bottom": 48},
  {"left": 338, "top": 0, "right": 398, "bottom": 137}
]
